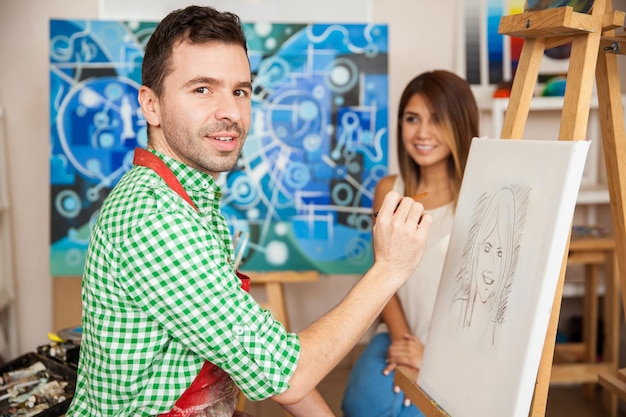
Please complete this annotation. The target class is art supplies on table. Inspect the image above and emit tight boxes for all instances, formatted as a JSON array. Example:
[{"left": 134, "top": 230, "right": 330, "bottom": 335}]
[{"left": 0, "top": 352, "right": 76, "bottom": 416}]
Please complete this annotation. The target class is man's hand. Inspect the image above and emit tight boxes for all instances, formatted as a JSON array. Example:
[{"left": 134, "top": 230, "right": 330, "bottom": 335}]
[{"left": 371, "top": 191, "right": 432, "bottom": 287}]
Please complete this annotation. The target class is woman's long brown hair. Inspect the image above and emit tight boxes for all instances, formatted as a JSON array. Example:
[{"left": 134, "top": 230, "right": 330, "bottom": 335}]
[{"left": 396, "top": 70, "right": 479, "bottom": 204}]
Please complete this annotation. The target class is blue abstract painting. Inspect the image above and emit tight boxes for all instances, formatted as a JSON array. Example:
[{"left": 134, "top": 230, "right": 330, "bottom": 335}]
[{"left": 50, "top": 20, "right": 389, "bottom": 275}]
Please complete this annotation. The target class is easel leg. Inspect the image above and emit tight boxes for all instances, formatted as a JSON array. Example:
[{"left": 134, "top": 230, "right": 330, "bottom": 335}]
[
  {"left": 582, "top": 264, "right": 599, "bottom": 399},
  {"left": 600, "top": 252, "right": 620, "bottom": 417},
  {"left": 595, "top": 9, "right": 626, "bottom": 414},
  {"left": 596, "top": 35, "right": 626, "bottom": 302},
  {"left": 530, "top": 253, "right": 568, "bottom": 416},
  {"left": 501, "top": 37, "right": 545, "bottom": 139},
  {"left": 558, "top": 30, "right": 604, "bottom": 140},
  {"left": 265, "top": 282, "right": 289, "bottom": 331}
]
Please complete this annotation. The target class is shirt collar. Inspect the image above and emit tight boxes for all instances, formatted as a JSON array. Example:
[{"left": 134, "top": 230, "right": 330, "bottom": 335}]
[{"left": 148, "top": 149, "right": 223, "bottom": 211}]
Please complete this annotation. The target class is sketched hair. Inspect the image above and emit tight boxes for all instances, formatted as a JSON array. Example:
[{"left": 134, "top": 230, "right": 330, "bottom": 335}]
[
  {"left": 457, "top": 187, "right": 515, "bottom": 333},
  {"left": 495, "top": 185, "right": 529, "bottom": 326},
  {"left": 470, "top": 188, "right": 515, "bottom": 322},
  {"left": 396, "top": 70, "right": 478, "bottom": 204},
  {"left": 452, "top": 191, "right": 492, "bottom": 326}
]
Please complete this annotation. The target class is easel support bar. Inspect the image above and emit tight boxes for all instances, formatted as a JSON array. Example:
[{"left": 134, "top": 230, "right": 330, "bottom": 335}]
[
  {"left": 499, "top": 6, "right": 597, "bottom": 38},
  {"left": 394, "top": 369, "right": 450, "bottom": 417}
]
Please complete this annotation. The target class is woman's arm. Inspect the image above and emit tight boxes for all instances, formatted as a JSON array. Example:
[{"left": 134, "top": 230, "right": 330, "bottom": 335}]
[
  {"left": 373, "top": 176, "right": 423, "bottom": 371},
  {"left": 373, "top": 176, "right": 411, "bottom": 338},
  {"left": 381, "top": 295, "right": 410, "bottom": 341},
  {"left": 381, "top": 282, "right": 424, "bottom": 374},
  {"left": 374, "top": 175, "right": 412, "bottom": 342}
]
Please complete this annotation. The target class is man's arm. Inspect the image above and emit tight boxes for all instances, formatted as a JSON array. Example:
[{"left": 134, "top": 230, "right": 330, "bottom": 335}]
[
  {"left": 273, "top": 190, "right": 432, "bottom": 405},
  {"left": 279, "top": 389, "right": 335, "bottom": 417}
]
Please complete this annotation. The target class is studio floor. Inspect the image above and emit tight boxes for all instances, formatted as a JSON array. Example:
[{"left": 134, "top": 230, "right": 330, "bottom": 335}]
[{"left": 242, "top": 344, "right": 621, "bottom": 417}]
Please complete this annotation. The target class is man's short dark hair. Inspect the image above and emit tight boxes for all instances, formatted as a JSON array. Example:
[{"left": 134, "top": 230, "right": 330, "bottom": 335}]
[{"left": 142, "top": 5, "right": 248, "bottom": 97}]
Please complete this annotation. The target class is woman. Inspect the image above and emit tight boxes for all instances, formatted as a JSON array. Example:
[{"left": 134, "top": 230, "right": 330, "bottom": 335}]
[{"left": 341, "top": 70, "right": 479, "bottom": 417}]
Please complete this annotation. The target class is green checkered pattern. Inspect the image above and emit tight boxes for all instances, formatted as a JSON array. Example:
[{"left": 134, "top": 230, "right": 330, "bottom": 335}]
[{"left": 67, "top": 150, "right": 300, "bottom": 416}]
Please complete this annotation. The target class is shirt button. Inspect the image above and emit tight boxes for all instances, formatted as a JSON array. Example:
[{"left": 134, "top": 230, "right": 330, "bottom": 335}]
[
  {"left": 201, "top": 180, "right": 209, "bottom": 189},
  {"left": 233, "top": 325, "right": 244, "bottom": 335}
]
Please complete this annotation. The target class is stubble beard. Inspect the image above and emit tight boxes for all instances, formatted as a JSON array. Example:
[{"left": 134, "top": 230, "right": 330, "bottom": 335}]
[{"left": 161, "top": 119, "right": 246, "bottom": 174}]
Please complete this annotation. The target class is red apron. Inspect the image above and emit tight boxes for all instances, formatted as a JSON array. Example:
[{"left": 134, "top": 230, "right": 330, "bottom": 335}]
[{"left": 133, "top": 148, "right": 253, "bottom": 417}]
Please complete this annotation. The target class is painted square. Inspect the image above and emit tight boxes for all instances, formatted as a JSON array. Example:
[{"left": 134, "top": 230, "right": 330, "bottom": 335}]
[{"left": 49, "top": 20, "right": 389, "bottom": 275}]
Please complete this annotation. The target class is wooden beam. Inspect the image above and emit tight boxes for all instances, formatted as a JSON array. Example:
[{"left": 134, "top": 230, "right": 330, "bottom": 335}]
[
  {"left": 499, "top": 7, "right": 598, "bottom": 38},
  {"left": 247, "top": 270, "right": 319, "bottom": 284}
]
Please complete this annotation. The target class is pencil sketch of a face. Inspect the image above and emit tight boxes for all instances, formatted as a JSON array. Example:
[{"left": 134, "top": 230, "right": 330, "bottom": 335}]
[{"left": 451, "top": 185, "right": 530, "bottom": 345}]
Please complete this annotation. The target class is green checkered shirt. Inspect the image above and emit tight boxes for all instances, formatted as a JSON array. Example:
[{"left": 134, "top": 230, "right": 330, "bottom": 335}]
[{"left": 67, "top": 150, "right": 300, "bottom": 416}]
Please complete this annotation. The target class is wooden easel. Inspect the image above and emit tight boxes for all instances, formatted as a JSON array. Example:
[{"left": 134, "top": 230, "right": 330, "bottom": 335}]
[
  {"left": 394, "top": 1, "right": 626, "bottom": 416},
  {"left": 247, "top": 270, "right": 319, "bottom": 330},
  {"left": 236, "top": 270, "right": 318, "bottom": 416}
]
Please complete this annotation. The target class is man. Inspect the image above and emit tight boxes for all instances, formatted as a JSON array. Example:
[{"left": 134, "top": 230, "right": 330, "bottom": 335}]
[{"left": 67, "top": 5, "right": 432, "bottom": 416}]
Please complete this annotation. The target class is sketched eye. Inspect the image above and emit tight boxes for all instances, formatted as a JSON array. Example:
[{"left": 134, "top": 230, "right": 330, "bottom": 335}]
[
  {"left": 483, "top": 244, "right": 491, "bottom": 253},
  {"left": 497, "top": 249, "right": 503, "bottom": 258}
]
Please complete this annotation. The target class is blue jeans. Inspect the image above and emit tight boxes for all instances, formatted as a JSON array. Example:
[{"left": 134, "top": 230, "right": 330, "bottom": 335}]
[{"left": 341, "top": 333, "right": 425, "bottom": 417}]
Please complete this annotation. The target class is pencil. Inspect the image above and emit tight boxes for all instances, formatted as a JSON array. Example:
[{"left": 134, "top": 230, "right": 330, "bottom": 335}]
[
  {"left": 412, "top": 191, "right": 429, "bottom": 201},
  {"left": 373, "top": 191, "right": 429, "bottom": 218}
]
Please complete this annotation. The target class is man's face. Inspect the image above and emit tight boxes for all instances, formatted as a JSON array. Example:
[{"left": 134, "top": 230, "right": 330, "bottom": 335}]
[{"left": 146, "top": 40, "right": 252, "bottom": 178}]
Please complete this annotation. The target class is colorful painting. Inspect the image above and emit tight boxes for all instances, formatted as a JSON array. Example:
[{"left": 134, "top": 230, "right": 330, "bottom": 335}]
[
  {"left": 49, "top": 20, "right": 389, "bottom": 276},
  {"left": 463, "top": 0, "right": 525, "bottom": 86},
  {"left": 463, "top": 0, "right": 578, "bottom": 87}
]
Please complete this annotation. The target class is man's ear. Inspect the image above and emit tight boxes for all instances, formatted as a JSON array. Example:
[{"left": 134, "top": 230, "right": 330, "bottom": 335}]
[{"left": 138, "top": 86, "right": 160, "bottom": 127}]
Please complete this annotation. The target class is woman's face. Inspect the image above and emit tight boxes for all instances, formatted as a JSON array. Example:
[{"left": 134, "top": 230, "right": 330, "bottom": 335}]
[
  {"left": 476, "top": 221, "right": 503, "bottom": 303},
  {"left": 400, "top": 94, "right": 451, "bottom": 169}
]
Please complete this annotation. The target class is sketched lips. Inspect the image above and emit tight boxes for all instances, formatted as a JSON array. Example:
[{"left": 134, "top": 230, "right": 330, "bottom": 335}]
[{"left": 482, "top": 270, "right": 494, "bottom": 285}]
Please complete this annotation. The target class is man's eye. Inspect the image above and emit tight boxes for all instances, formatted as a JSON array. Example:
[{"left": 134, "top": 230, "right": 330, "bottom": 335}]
[
  {"left": 234, "top": 89, "right": 249, "bottom": 98},
  {"left": 195, "top": 87, "right": 210, "bottom": 94}
]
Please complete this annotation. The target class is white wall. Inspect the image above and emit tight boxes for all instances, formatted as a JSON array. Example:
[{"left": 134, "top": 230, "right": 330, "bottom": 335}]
[
  {"left": 0, "top": 0, "right": 625, "bottom": 354},
  {"left": 0, "top": 0, "right": 99, "bottom": 354}
]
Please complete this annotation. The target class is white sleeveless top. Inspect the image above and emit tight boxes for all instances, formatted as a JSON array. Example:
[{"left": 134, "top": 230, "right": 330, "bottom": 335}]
[{"left": 377, "top": 175, "right": 454, "bottom": 344}]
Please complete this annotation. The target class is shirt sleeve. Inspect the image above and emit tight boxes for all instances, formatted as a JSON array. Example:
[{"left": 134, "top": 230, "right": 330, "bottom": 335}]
[{"left": 117, "top": 198, "right": 300, "bottom": 400}]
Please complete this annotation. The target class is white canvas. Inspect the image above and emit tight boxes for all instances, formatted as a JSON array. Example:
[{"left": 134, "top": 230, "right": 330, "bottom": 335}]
[{"left": 418, "top": 137, "right": 590, "bottom": 417}]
